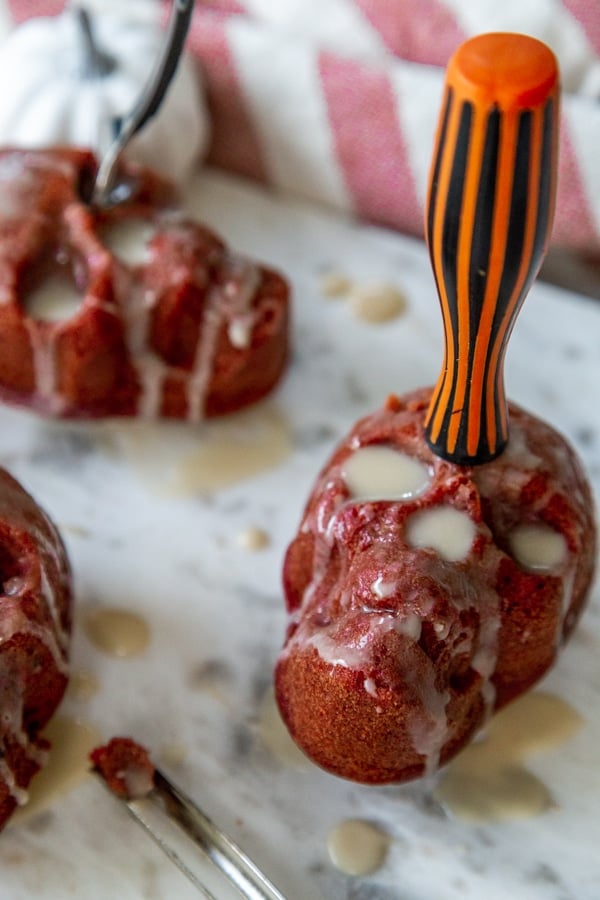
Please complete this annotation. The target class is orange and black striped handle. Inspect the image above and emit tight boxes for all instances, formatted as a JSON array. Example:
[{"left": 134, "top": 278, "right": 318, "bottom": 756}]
[{"left": 424, "top": 33, "right": 559, "bottom": 465}]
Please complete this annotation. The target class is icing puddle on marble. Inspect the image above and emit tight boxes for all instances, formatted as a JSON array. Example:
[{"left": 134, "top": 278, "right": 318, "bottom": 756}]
[
  {"left": 434, "top": 691, "right": 583, "bottom": 823},
  {"left": 319, "top": 270, "right": 408, "bottom": 323},
  {"left": 236, "top": 525, "right": 270, "bottom": 551},
  {"left": 327, "top": 819, "right": 390, "bottom": 876},
  {"left": 82, "top": 607, "right": 151, "bottom": 658},
  {"left": 348, "top": 283, "right": 407, "bottom": 323},
  {"left": 10, "top": 716, "right": 100, "bottom": 826},
  {"left": 66, "top": 669, "right": 101, "bottom": 701},
  {"left": 106, "top": 402, "right": 292, "bottom": 494}
]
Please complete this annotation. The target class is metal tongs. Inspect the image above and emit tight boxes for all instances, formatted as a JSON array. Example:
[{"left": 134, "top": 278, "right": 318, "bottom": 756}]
[
  {"left": 94, "top": 765, "right": 287, "bottom": 900},
  {"left": 90, "top": 0, "right": 195, "bottom": 208}
]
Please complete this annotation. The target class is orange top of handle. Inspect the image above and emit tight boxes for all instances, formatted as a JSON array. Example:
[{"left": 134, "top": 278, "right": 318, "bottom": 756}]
[
  {"left": 448, "top": 32, "right": 558, "bottom": 110},
  {"left": 424, "top": 33, "right": 559, "bottom": 465}
]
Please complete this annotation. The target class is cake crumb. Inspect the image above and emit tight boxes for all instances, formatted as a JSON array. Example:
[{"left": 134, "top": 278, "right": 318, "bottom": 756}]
[{"left": 91, "top": 737, "right": 155, "bottom": 800}]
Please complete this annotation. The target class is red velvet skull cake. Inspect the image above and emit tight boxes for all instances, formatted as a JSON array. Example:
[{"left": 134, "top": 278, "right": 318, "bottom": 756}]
[
  {"left": 0, "top": 468, "right": 72, "bottom": 829},
  {"left": 275, "top": 35, "right": 597, "bottom": 783},
  {"left": 276, "top": 388, "right": 595, "bottom": 782},
  {"left": 0, "top": 147, "right": 289, "bottom": 420}
]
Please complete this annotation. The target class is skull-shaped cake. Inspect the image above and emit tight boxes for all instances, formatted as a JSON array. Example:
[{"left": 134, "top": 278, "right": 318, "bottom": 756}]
[
  {"left": 0, "top": 147, "right": 289, "bottom": 420},
  {"left": 274, "top": 34, "right": 597, "bottom": 783}
]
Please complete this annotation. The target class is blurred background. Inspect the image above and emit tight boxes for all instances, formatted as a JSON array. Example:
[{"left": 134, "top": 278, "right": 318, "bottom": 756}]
[{"left": 1, "top": 0, "right": 598, "bottom": 297}]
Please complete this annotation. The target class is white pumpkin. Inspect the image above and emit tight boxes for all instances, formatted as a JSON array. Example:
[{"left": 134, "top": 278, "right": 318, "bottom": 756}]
[{"left": 0, "top": 2, "right": 210, "bottom": 184}]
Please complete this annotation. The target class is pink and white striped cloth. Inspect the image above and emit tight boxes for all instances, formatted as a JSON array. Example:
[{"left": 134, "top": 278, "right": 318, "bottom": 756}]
[{"left": 9, "top": 0, "right": 600, "bottom": 255}]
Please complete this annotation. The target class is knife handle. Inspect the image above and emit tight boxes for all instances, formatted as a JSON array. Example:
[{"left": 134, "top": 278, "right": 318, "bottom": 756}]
[{"left": 424, "top": 33, "right": 559, "bottom": 465}]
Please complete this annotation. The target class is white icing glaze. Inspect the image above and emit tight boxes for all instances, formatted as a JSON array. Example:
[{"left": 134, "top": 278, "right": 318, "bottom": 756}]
[
  {"left": 298, "top": 613, "right": 394, "bottom": 670},
  {"left": 371, "top": 574, "right": 396, "bottom": 599},
  {"left": 228, "top": 314, "right": 255, "bottom": 349},
  {"left": 433, "top": 620, "right": 450, "bottom": 638},
  {"left": 341, "top": 446, "right": 430, "bottom": 501},
  {"left": 405, "top": 507, "right": 476, "bottom": 562},
  {"left": 393, "top": 612, "right": 422, "bottom": 641},
  {"left": 225, "top": 257, "right": 260, "bottom": 350},
  {"left": 0, "top": 654, "right": 46, "bottom": 807},
  {"left": 24, "top": 274, "right": 81, "bottom": 322},
  {"left": 471, "top": 601, "right": 501, "bottom": 718},
  {"left": 509, "top": 524, "right": 568, "bottom": 572},
  {"left": 0, "top": 760, "right": 28, "bottom": 806},
  {"left": 23, "top": 319, "right": 66, "bottom": 415},
  {"left": 554, "top": 565, "right": 578, "bottom": 647},
  {"left": 121, "top": 764, "right": 154, "bottom": 799},
  {"left": 186, "top": 256, "right": 259, "bottom": 423},
  {"left": 0, "top": 592, "right": 69, "bottom": 678},
  {"left": 503, "top": 422, "right": 542, "bottom": 469},
  {"left": 407, "top": 656, "right": 451, "bottom": 776},
  {"left": 363, "top": 677, "right": 378, "bottom": 697},
  {"left": 36, "top": 529, "right": 70, "bottom": 653},
  {"left": 100, "top": 219, "right": 156, "bottom": 266}
]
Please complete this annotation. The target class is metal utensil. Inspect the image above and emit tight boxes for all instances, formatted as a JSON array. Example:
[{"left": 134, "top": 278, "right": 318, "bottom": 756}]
[
  {"left": 91, "top": 0, "right": 195, "bottom": 208},
  {"left": 94, "top": 766, "right": 287, "bottom": 900}
]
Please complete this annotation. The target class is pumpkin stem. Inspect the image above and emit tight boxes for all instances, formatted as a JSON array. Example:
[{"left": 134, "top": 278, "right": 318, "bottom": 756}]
[{"left": 74, "top": 6, "right": 116, "bottom": 80}]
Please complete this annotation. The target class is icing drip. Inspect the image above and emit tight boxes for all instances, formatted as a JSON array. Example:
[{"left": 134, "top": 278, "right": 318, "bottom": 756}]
[
  {"left": 0, "top": 760, "right": 28, "bottom": 807},
  {"left": 24, "top": 319, "right": 66, "bottom": 415},
  {"left": 470, "top": 589, "right": 501, "bottom": 718},
  {"left": 38, "top": 532, "right": 70, "bottom": 653},
  {"left": 118, "top": 267, "right": 163, "bottom": 419},
  {"left": 187, "top": 255, "right": 260, "bottom": 423},
  {"left": 225, "top": 257, "right": 260, "bottom": 349},
  {"left": 186, "top": 297, "right": 224, "bottom": 424},
  {"left": 0, "top": 659, "right": 32, "bottom": 806},
  {"left": 408, "top": 659, "right": 450, "bottom": 776},
  {"left": 0, "top": 514, "right": 70, "bottom": 807}
]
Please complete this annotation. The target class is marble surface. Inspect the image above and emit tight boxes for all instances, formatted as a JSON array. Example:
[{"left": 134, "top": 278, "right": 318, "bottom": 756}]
[{"left": 0, "top": 169, "right": 598, "bottom": 900}]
